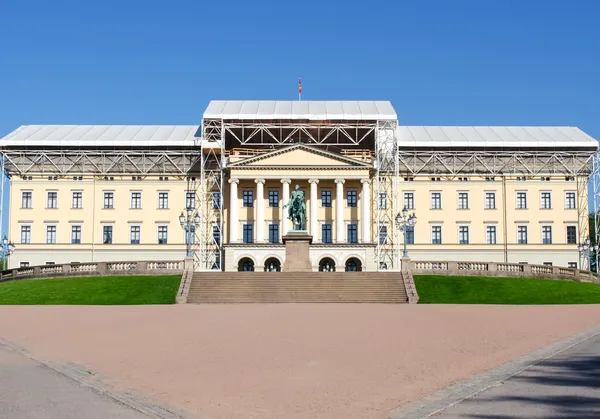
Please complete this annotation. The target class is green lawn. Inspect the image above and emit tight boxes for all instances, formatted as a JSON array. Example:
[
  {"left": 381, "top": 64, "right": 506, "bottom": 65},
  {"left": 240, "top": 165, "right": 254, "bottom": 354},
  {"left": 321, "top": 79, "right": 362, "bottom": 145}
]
[
  {"left": 415, "top": 275, "right": 600, "bottom": 304},
  {"left": 0, "top": 275, "right": 181, "bottom": 305}
]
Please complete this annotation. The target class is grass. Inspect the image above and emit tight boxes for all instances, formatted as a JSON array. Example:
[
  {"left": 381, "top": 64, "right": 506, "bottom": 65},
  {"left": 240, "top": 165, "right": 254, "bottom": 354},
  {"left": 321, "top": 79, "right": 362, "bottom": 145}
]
[
  {"left": 414, "top": 275, "right": 600, "bottom": 304},
  {"left": 0, "top": 275, "right": 181, "bottom": 305}
]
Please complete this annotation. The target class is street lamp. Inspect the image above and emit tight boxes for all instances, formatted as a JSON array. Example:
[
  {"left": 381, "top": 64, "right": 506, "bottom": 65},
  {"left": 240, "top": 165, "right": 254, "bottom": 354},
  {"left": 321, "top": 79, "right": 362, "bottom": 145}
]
[
  {"left": 1, "top": 236, "right": 15, "bottom": 270},
  {"left": 179, "top": 207, "right": 200, "bottom": 257},
  {"left": 395, "top": 206, "right": 417, "bottom": 258}
]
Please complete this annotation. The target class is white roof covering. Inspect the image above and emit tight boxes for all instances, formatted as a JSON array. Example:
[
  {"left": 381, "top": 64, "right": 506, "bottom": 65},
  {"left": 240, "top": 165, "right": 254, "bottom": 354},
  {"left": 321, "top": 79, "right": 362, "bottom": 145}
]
[
  {"left": 398, "top": 126, "right": 598, "bottom": 149},
  {"left": 203, "top": 100, "right": 397, "bottom": 121},
  {"left": 0, "top": 125, "right": 200, "bottom": 147}
]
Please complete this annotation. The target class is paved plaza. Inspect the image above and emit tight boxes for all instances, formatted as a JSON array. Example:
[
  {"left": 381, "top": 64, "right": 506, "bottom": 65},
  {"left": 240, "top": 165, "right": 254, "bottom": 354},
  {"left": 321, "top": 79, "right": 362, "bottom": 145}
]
[{"left": 0, "top": 304, "right": 599, "bottom": 419}]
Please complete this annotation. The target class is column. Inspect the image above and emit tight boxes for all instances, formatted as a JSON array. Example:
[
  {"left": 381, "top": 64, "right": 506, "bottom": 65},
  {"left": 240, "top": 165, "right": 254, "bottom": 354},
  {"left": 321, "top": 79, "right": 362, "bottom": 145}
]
[
  {"left": 255, "top": 178, "right": 265, "bottom": 242},
  {"left": 309, "top": 179, "right": 319, "bottom": 240},
  {"left": 228, "top": 178, "right": 239, "bottom": 243},
  {"left": 361, "top": 179, "right": 371, "bottom": 243},
  {"left": 335, "top": 178, "right": 345, "bottom": 243},
  {"left": 281, "top": 178, "right": 291, "bottom": 236}
]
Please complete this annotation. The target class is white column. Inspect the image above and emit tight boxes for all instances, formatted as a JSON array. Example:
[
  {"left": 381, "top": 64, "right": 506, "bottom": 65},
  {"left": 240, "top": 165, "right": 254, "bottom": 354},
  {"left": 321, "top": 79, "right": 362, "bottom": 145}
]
[
  {"left": 255, "top": 178, "right": 265, "bottom": 242},
  {"left": 361, "top": 179, "right": 371, "bottom": 243},
  {"left": 335, "top": 178, "right": 345, "bottom": 243},
  {"left": 309, "top": 179, "right": 319, "bottom": 241},
  {"left": 281, "top": 178, "right": 291, "bottom": 236},
  {"left": 228, "top": 178, "right": 239, "bottom": 243}
]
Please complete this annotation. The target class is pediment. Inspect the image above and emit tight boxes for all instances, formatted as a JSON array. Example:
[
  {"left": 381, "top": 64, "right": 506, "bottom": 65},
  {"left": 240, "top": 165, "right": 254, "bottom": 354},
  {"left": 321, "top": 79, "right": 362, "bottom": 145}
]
[{"left": 228, "top": 144, "right": 371, "bottom": 168}]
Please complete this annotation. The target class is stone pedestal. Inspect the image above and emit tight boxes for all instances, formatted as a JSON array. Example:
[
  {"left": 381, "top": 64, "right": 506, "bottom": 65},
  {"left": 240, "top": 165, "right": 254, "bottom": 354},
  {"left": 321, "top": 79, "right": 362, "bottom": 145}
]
[{"left": 282, "top": 231, "right": 313, "bottom": 272}]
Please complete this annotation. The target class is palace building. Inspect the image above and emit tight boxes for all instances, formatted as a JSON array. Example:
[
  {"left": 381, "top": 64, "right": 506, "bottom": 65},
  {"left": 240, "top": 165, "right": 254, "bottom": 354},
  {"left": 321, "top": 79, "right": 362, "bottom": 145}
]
[{"left": 0, "top": 100, "right": 598, "bottom": 272}]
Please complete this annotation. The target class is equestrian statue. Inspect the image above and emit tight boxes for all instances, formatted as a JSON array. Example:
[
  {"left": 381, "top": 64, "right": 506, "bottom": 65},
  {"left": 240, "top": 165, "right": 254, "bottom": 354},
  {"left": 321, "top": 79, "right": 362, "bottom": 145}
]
[{"left": 283, "top": 185, "right": 307, "bottom": 231}]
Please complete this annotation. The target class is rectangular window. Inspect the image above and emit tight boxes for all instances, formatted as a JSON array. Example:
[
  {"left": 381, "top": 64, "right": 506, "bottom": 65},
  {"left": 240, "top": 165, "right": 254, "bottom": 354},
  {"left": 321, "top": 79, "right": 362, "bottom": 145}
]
[
  {"left": 185, "top": 192, "right": 196, "bottom": 210},
  {"left": 406, "top": 226, "right": 415, "bottom": 245},
  {"left": 543, "top": 262, "right": 553, "bottom": 266},
  {"left": 540, "top": 192, "right": 552, "bottom": 209},
  {"left": 431, "top": 192, "right": 441, "bottom": 209},
  {"left": 212, "top": 225, "right": 220, "bottom": 245},
  {"left": 486, "top": 225, "right": 497, "bottom": 244},
  {"left": 379, "top": 225, "right": 388, "bottom": 244},
  {"left": 72, "top": 192, "right": 83, "bottom": 209},
  {"left": 71, "top": 226, "right": 81, "bottom": 244},
  {"left": 321, "top": 223, "right": 332, "bottom": 243},
  {"left": 268, "top": 190, "right": 279, "bottom": 207},
  {"left": 404, "top": 192, "right": 415, "bottom": 210},
  {"left": 20, "top": 225, "right": 31, "bottom": 244},
  {"left": 485, "top": 192, "right": 496, "bottom": 209},
  {"left": 103, "top": 192, "right": 114, "bottom": 209},
  {"left": 212, "top": 192, "right": 221, "bottom": 209},
  {"left": 103, "top": 226, "right": 113, "bottom": 244},
  {"left": 568, "top": 262, "right": 577, "bottom": 269},
  {"left": 46, "top": 226, "right": 56, "bottom": 244},
  {"left": 542, "top": 226, "right": 553, "bottom": 244},
  {"left": 130, "top": 226, "right": 140, "bottom": 244},
  {"left": 566, "top": 226, "right": 577, "bottom": 244},
  {"left": 347, "top": 223, "right": 358, "bottom": 243},
  {"left": 378, "top": 192, "right": 387, "bottom": 209},
  {"left": 517, "top": 226, "right": 528, "bottom": 244},
  {"left": 321, "top": 190, "right": 332, "bottom": 207},
  {"left": 131, "top": 192, "right": 142, "bottom": 209},
  {"left": 20, "top": 262, "right": 30, "bottom": 268},
  {"left": 242, "top": 190, "right": 253, "bottom": 207},
  {"left": 347, "top": 190, "right": 358, "bottom": 207},
  {"left": 243, "top": 224, "right": 253, "bottom": 243},
  {"left": 21, "top": 191, "right": 32, "bottom": 209},
  {"left": 458, "top": 192, "right": 469, "bottom": 209},
  {"left": 158, "top": 192, "right": 169, "bottom": 209},
  {"left": 431, "top": 226, "right": 442, "bottom": 244},
  {"left": 565, "top": 192, "right": 576, "bottom": 209},
  {"left": 47, "top": 192, "right": 58, "bottom": 209},
  {"left": 516, "top": 192, "right": 527, "bottom": 209},
  {"left": 158, "top": 226, "right": 168, "bottom": 244},
  {"left": 268, "top": 223, "right": 279, "bottom": 243},
  {"left": 459, "top": 225, "right": 469, "bottom": 244}
]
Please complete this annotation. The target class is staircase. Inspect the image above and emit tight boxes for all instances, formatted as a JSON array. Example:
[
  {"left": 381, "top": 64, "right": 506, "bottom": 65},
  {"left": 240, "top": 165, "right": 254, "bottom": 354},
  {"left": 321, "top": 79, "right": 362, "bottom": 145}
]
[{"left": 187, "top": 272, "right": 408, "bottom": 304}]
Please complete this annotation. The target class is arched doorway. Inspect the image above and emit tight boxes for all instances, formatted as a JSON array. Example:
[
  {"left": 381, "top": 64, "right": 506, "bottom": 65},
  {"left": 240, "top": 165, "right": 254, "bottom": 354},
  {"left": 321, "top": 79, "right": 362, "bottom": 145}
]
[
  {"left": 345, "top": 257, "right": 362, "bottom": 272},
  {"left": 264, "top": 257, "right": 281, "bottom": 272},
  {"left": 238, "top": 257, "right": 255, "bottom": 272},
  {"left": 318, "top": 257, "right": 336, "bottom": 272}
]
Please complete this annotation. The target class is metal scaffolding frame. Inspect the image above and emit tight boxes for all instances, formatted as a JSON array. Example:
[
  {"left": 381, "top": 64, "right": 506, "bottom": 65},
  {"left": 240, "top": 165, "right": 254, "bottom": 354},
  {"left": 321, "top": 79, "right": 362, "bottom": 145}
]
[{"left": 591, "top": 152, "right": 600, "bottom": 274}]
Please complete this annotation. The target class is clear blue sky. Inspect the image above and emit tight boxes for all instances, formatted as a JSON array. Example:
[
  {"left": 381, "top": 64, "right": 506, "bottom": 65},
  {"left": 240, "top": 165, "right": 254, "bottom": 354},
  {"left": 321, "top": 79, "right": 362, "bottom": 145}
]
[{"left": 1, "top": 0, "right": 599, "bottom": 233}]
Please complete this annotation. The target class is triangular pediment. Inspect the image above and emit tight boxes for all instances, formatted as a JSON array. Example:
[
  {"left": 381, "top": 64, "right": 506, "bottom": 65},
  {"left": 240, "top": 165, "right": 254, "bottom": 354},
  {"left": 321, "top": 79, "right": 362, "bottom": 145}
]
[{"left": 228, "top": 144, "right": 371, "bottom": 168}]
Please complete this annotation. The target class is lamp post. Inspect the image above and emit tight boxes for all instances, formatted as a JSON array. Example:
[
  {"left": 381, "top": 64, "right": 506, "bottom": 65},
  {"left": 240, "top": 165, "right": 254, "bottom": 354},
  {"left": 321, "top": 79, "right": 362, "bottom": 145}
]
[
  {"left": 1, "top": 236, "right": 15, "bottom": 270},
  {"left": 578, "top": 238, "right": 597, "bottom": 271},
  {"left": 395, "top": 206, "right": 417, "bottom": 258},
  {"left": 179, "top": 207, "right": 200, "bottom": 258}
]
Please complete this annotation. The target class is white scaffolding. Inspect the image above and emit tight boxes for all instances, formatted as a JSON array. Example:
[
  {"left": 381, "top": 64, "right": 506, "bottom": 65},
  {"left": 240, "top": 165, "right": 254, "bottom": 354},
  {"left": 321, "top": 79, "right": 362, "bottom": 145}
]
[{"left": 592, "top": 152, "right": 600, "bottom": 274}]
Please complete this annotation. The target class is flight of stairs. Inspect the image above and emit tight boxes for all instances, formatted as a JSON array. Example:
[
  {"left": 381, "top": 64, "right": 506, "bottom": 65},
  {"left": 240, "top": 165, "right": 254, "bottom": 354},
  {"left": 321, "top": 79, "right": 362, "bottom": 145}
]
[{"left": 186, "top": 272, "right": 408, "bottom": 303}]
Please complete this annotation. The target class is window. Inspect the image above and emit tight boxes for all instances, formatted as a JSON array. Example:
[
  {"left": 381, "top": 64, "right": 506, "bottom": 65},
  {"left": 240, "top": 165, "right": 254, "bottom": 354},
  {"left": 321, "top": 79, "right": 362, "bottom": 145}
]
[
  {"left": 378, "top": 192, "right": 387, "bottom": 209},
  {"left": 20, "top": 225, "right": 31, "bottom": 244},
  {"left": 103, "top": 226, "right": 113, "bottom": 244},
  {"left": 21, "top": 191, "right": 32, "bottom": 209},
  {"left": 103, "top": 192, "right": 114, "bottom": 209},
  {"left": 542, "top": 226, "right": 552, "bottom": 244},
  {"left": 347, "top": 223, "right": 358, "bottom": 243},
  {"left": 130, "top": 226, "right": 140, "bottom": 244},
  {"left": 321, "top": 190, "right": 332, "bottom": 207},
  {"left": 242, "top": 190, "right": 253, "bottom": 207},
  {"left": 347, "top": 190, "right": 358, "bottom": 207},
  {"left": 406, "top": 226, "right": 415, "bottom": 244},
  {"left": 72, "top": 192, "right": 83, "bottom": 209},
  {"left": 20, "top": 262, "right": 30, "bottom": 268},
  {"left": 516, "top": 192, "right": 527, "bottom": 209},
  {"left": 517, "top": 226, "right": 528, "bottom": 244},
  {"left": 186, "top": 192, "right": 196, "bottom": 210},
  {"left": 540, "top": 192, "right": 552, "bottom": 209},
  {"left": 568, "top": 262, "right": 577, "bottom": 269},
  {"left": 47, "top": 192, "right": 58, "bottom": 209},
  {"left": 131, "top": 192, "right": 142, "bottom": 209},
  {"left": 212, "top": 192, "right": 221, "bottom": 209},
  {"left": 71, "top": 226, "right": 81, "bottom": 244},
  {"left": 321, "top": 223, "right": 332, "bottom": 243},
  {"left": 403, "top": 192, "right": 415, "bottom": 210},
  {"left": 458, "top": 192, "right": 469, "bottom": 209},
  {"left": 459, "top": 226, "right": 469, "bottom": 244},
  {"left": 268, "top": 190, "right": 279, "bottom": 207},
  {"left": 486, "top": 226, "right": 497, "bottom": 244},
  {"left": 543, "top": 262, "right": 553, "bottom": 266},
  {"left": 431, "top": 192, "right": 441, "bottom": 209},
  {"left": 565, "top": 192, "right": 576, "bottom": 209},
  {"left": 268, "top": 223, "right": 279, "bottom": 243},
  {"left": 212, "top": 225, "right": 220, "bottom": 245},
  {"left": 379, "top": 225, "right": 388, "bottom": 244},
  {"left": 566, "top": 226, "right": 577, "bottom": 244},
  {"left": 158, "top": 192, "right": 169, "bottom": 209},
  {"left": 243, "top": 224, "right": 253, "bottom": 243},
  {"left": 158, "top": 226, "right": 168, "bottom": 244},
  {"left": 431, "top": 226, "right": 442, "bottom": 244},
  {"left": 485, "top": 192, "right": 496, "bottom": 209},
  {"left": 46, "top": 226, "right": 56, "bottom": 244}
]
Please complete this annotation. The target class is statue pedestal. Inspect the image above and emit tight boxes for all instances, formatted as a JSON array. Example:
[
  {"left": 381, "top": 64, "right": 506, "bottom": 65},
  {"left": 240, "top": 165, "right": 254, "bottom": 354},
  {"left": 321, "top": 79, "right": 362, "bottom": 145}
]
[{"left": 282, "top": 231, "right": 313, "bottom": 272}]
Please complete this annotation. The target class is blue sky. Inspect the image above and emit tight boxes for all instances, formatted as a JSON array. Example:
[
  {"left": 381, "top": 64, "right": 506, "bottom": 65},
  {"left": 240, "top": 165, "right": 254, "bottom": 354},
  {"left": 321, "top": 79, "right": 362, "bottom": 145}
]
[{"left": 1, "top": 0, "right": 599, "bottom": 234}]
